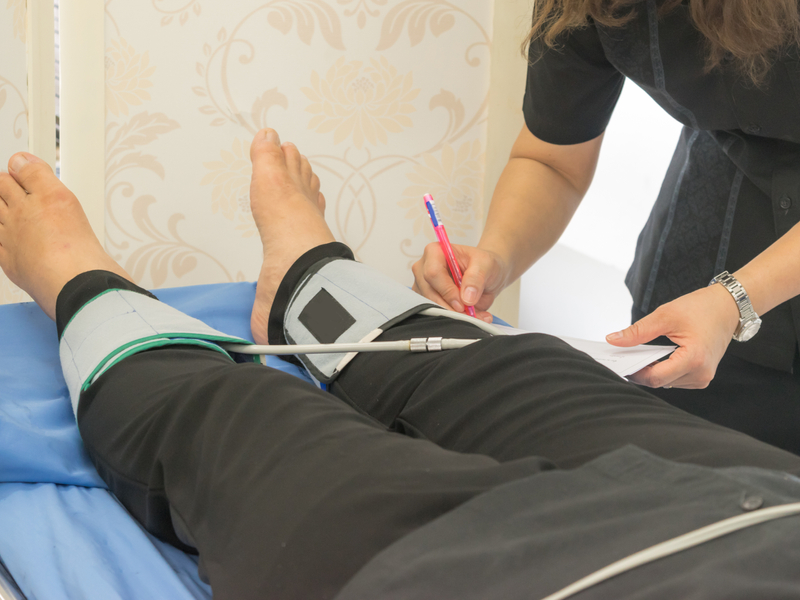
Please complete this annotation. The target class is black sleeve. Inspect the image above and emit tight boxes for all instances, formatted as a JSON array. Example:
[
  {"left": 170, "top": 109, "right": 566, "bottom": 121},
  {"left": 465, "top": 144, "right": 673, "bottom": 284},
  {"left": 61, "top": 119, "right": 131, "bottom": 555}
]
[{"left": 523, "top": 24, "right": 625, "bottom": 145}]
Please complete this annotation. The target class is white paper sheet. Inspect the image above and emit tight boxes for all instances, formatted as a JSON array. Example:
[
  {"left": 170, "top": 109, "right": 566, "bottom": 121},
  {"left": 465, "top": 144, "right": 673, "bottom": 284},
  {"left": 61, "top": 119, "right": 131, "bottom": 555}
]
[{"left": 492, "top": 325, "right": 676, "bottom": 378}]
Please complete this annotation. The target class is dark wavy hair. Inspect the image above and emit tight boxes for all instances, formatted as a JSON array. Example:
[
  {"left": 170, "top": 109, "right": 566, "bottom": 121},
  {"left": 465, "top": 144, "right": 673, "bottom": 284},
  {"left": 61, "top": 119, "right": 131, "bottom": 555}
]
[{"left": 525, "top": 0, "right": 800, "bottom": 84}]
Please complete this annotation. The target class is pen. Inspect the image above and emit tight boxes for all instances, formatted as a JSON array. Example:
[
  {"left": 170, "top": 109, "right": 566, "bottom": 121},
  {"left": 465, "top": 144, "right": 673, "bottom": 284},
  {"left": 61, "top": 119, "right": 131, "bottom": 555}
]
[{"left": 423, "top": 194, "right": 477, "bottom": 317}]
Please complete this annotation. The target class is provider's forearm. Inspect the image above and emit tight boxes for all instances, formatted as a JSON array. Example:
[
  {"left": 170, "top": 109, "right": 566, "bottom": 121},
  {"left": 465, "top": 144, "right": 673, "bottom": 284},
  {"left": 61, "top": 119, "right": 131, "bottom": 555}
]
[
  {"left": 478, "top": 158, "right": 584, "bottom": 282},
  {"left": 478, "top": 129, "right": 603, "bottom": 285}
]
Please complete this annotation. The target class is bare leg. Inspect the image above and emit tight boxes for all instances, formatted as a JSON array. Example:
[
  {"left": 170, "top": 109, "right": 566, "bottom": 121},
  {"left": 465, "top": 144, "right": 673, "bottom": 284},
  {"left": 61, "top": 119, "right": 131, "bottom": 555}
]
[
  {"left": 249, "top": 128, "right": 334, "bottom": 345},
  {"left": 0, "top": 153, "right": 131, "bottom": 319}
]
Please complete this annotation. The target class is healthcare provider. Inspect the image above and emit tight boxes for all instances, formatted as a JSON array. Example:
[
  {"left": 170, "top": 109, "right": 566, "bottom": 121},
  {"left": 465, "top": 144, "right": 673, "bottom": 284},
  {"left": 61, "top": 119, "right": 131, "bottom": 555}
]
[{"left": 412, "top": 0, "right": 800, "bottom": 454}]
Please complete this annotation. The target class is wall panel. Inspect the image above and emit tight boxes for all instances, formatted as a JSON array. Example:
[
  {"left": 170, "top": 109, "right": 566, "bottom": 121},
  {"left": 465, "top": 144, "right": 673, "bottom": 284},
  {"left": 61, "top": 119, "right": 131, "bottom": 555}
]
[
  {"left": 0, "top": 0, "right": 30, "bottom": 304},
  {"left": 103, "top": 0, "right": 492, "bottom": 290}
]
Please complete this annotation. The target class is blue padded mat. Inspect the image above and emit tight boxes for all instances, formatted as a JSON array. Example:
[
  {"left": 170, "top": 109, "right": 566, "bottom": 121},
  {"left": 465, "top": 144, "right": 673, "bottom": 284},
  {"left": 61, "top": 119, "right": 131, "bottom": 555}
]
[
  {"left": 0, "top": 281, "right": 312, "bottom": 599},
  {"left": 0, "top": 483, "right": 212, "bottom": 600}
]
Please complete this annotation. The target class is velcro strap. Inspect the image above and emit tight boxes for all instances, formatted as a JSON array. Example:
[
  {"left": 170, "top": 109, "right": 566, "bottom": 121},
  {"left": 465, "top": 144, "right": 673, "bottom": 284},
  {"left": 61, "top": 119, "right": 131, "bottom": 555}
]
[
  {"left": 284, "top": 259, "right": 435, "bottom": 382},
  {"left": 59, "top": 289, "right": 249, "bottom": 417}
]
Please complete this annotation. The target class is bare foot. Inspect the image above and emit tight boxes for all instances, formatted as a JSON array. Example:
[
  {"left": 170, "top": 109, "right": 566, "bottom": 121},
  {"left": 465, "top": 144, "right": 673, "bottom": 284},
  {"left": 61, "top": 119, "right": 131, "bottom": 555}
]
[
  {"left": 249, "top": 129, "right": 334, "bottom": 345},
  {"left": 0, "top": 153, "right": 132, "bottom": 320}
]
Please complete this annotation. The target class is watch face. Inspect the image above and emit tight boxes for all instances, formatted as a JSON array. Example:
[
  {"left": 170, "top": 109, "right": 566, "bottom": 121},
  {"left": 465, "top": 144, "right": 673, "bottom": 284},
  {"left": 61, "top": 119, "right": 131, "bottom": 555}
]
[{"left": 737, "top": 319, "right": 762, "bottom": 342}]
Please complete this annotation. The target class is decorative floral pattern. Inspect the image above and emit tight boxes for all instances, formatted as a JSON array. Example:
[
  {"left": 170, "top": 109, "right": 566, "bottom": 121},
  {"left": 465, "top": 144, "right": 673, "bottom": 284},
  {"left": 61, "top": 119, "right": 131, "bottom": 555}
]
[
  {"left": 152, "top": 0, "right": 202, "bottom": 26},
  {"left": 124, "top": 195, "right": 221, "bottom": 287},
  {"left": 201, "top": 138, "right": 252, "bottom": 221},
  {"left": 6, "top": 0, "right": 24, "bottom": 41},
  {"left": 0, "top": 77, "right": 26, "bottom": 142},
  {"left": 105, "top": 39, "right": 156, "bottom": 117},
  {"left": 399, "top": 140, "right": 483, "bottom": 240},
  {"left": 236, "top": 204, "right": 258, "bottom": 239},
  {"left": 97, "top": 0, "right": 491, "bottom": 293},
  {"left": 105, "top": 105, "right": 242, "bottom": 286},
  {"left": 103, "top": 19, "right": 242, "bottom": 287},
  {"left": 376, "top": 1, "right": 484, "bottom": 54},
  {"left": 263, "top": 0, "right": 345, "bottom": 48},
  {"left": 338, "top": 0, "right": 388, "bottom": 29},
  {"left": 302, "top": 57, "right": 419, "bottom": 148}
]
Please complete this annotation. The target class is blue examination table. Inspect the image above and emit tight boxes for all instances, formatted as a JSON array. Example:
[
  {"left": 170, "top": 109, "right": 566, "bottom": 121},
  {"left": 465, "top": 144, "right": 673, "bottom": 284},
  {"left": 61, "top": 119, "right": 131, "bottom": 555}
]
[
  {"left": 9, "top": 281, "right": 800, "bottom": 599},
  {"left": 0, "top": 282, "right": 310, "bottom": 600}
]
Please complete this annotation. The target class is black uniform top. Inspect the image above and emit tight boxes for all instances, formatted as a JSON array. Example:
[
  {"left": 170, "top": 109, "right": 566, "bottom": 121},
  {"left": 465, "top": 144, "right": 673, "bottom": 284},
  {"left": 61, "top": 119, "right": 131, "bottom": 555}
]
[{"left": 523, "top": 0, "right": 800, "bottom": 372}]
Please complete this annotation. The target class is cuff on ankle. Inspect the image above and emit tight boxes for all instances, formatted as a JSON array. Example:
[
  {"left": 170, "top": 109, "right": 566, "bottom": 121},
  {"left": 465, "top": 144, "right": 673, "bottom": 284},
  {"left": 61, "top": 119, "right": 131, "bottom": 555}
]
[
  {"left": 59, "top": 289, "right": 250, "bottom": 418},
  {"left": 268, "top": 242, "right": 355, "bottom": 347},
  {"left": 282, "top": 257, "right": 437, "bottom": 383}
]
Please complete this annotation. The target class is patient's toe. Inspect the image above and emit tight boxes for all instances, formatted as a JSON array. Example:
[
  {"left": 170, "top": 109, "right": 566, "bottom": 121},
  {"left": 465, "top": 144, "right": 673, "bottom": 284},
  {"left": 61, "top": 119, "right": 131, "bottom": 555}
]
[
  {"left": 300, "top": 154, "right": 314, "bottom": 185},
  {"left": 282, "top": 142, "right": 302, "bottom": 177},
  {"left": 8, "top": 153, "right": 58, "bottom": 196},
  {"left": 0, "top": 172, "right": 24, "bottom": 207},
  {"left": 250, "top": 129, "right": 284, "bottom": 168}
]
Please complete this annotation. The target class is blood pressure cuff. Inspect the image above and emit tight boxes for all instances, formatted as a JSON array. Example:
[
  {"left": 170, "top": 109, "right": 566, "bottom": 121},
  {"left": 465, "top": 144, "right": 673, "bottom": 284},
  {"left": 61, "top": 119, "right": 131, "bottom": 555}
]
[
  {"left": 283, "top": 258, "right": 437, "bottom": 383},
  {"left": 59, "top": 289, "right": 250, "bottom": 418}
]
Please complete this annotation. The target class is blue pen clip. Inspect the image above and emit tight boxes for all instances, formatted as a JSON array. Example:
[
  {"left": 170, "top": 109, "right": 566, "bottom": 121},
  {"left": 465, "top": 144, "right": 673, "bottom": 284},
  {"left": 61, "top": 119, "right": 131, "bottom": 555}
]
[{"left": 424, "top": 195, "right": 444, "bottom": 228}]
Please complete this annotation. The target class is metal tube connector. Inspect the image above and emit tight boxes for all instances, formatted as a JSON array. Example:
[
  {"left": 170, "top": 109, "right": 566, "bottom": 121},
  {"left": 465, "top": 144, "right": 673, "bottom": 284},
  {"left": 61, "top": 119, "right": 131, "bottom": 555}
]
[
  {"left": 426, "top": 337, "right": 443, "bottom": 352},
  {"left": 409, "top": 338, "right": 428, "bottom": 352}
]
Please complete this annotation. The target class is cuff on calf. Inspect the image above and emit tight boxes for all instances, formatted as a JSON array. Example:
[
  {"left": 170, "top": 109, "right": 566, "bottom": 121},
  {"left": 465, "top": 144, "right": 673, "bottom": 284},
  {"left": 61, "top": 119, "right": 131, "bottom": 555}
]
[
  {"left": 282, "top": 257, "right": 437, "bottom": 383},
  {"left": 56, "top": 270, "right": 159, "bottom": 339},
  {"left": 59, "top": 289, "right": 250, "bottom": 418}
]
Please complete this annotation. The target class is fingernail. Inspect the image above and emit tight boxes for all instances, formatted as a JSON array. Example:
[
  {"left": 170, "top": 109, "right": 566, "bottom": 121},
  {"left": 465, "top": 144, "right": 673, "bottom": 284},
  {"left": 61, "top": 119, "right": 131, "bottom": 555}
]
[
  {"left": 606, "top": 332, "right": 623, "bottom": 342},
  {"left": 266, "top": 130, "right": 279, "bottom": 144},
  {"left": 482, "top": 315, "right": 493, "bottom": 323},
  {"left": 283, "top": 142, "right": 295, "bottom": 148},
  {"left": 10, "top": 154, "right": 28, "bottom": 173},
  {"left": 450, "top": 300, "right": 464, "bottom": 312},
  {"left": 463, "top": 286, "right": 478, "bottom": 305}
]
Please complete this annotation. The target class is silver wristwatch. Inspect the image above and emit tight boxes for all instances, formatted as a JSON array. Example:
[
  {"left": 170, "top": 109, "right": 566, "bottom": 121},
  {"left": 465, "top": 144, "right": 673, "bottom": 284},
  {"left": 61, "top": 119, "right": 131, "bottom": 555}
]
[{"left": 709, "top": 271, "right": 761, "bottom": 342}]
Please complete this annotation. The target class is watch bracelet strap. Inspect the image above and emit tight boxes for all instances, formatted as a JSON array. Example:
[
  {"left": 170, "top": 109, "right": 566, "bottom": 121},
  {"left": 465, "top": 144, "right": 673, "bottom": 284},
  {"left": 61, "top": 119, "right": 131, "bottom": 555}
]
[{"left": 710, "top": 271, "right": 758, "bottom": 323}]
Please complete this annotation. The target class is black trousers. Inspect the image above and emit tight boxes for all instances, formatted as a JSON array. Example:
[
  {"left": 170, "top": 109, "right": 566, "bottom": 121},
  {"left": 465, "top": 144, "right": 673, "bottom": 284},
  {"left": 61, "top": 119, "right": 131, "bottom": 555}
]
[
  {"left": 631, "top": 308, "right": 800, "bottom": 456},
  {"left": 648, "top": 352, "right": 800, "bottom": 455},
  {"left": 62, "top": 247, "right": 800, "bottom": 600}
]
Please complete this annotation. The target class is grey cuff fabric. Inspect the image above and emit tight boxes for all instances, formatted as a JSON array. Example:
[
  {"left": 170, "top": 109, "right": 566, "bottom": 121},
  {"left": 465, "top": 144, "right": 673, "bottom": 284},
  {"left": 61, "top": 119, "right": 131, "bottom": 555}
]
[
  {"left": 59, "top": 289, "right": 249, "bottom": 417},
  {"left": 284, "top": 258, "right": 437, "bottom": 383}
]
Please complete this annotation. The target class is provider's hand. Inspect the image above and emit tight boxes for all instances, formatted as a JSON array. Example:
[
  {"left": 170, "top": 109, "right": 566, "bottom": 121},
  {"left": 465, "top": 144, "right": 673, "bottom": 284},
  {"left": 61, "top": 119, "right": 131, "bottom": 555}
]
[
  {"left": 605, "top": 284, "right": 741, "bottom": 389},
  {"left": 412, "top": 244, "right": 508, "bottom": 322}
]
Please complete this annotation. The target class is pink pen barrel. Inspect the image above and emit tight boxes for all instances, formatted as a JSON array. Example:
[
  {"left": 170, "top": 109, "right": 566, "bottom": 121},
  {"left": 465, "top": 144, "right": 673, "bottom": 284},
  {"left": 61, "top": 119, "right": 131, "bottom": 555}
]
[
  {"left": 435, "top": 229, "right": 477, "bottom": 317},
  {"left": 425, "top": 196, "right": 477, "bottom": 318},
  {"left": 434, "top": 226, "right": 462, "bottom": 283}
]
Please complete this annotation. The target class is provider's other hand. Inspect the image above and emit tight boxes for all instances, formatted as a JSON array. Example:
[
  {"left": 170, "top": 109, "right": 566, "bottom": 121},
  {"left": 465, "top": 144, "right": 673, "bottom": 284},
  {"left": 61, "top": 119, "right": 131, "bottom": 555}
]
[
  {"left": 412, "top": 244, "right": 508, "bottom": 322},
  {"left": 605, "top": 284, "right": 741, "bottom": 389}
]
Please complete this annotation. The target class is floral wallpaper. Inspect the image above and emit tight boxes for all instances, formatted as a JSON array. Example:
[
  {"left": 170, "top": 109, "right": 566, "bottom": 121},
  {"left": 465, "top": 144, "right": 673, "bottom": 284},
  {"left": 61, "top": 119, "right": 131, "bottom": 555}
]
[
  {"left": 103, "top": 0, "right": 491, "bottom": 290},
  {"left": 0, "top": 0, "right": 30, "bottom": 304}
]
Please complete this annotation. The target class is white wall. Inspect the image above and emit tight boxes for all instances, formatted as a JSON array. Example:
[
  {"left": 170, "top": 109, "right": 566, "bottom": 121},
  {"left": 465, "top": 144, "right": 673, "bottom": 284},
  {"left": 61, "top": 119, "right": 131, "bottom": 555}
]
[
  {"left": 519, "top": 81, "right": 683, "bottom": 340},
  {"left": 0, "top": 0, "right": 29, "bottom": 304}
]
